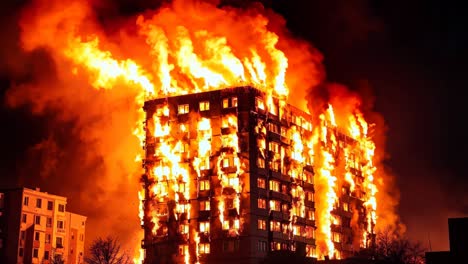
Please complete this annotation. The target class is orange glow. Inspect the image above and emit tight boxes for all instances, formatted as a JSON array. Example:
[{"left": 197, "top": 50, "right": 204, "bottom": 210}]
[{"left": 16, "top": 0, "right": 398, "bottom": 261}]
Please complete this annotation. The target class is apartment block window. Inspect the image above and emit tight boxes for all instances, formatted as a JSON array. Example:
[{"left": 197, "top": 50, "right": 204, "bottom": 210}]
[
  {"left": 199, "top": 180, "right": 210, "bottom": 191},
  {"left": 255, "top": 98, "right": 265, "bottom": 110},
  {"left": 306, "top": 191, "right": 314, "bottom": 202},
  {"left": 47, "top": 201, "right": 53, "bottom": 210},
  {"left": 19, "top": 248, "right": 24, "bottom": 257},
  {"left": 257, "top": 241, "right": 267, "bottom": 252},
  {"left": 22, "top": 214, "right": 27, "bottom": 223},
  {"left": 199, "top": 101, "right": 210, "bottom": 111},
  {"left": 257, "top": 198, "right": 266, "bottom": 209},
  {"left": 36, "top": 198, "right": 42, "bottom": 208},
  {"left": 199, "top": 243, "right": 210, "bottom": 254},
  {"left": 44, "top": 251, "right": 49, "bottom": 260},
  {"left": 58, "top": 204, "right": 65, "bottom": 212},
  {"left": 179, "top": 224, "right": 189, "bottom": 235},
  {"left": 45, "top": 234, "right": 51, "bottom": 244},
  {"left": 223, "top": 240, "right": 239, "bottom": 252},
  {"left": 20, "top": 231, "right": 25, "bottom": 240},
  {"left": 342, "top": 202, "right": 349, "bottom": 212},
  {"left": 200, "top": 200, "right": 210, "bottom": 211},
  {"left": 222, "top": 97, "right": 238, "bottom": 108},
  {"left": 269, "top": 180, "right": 280, "bottom": 192},
  {"left": 332, "top": 232, "right": 341, "bottom": 243},
  {"left": 222, "top": 156, "right": 234, "bottom": 168},
  {"left": 35, "top": 215, "right": 41, "bottom": 225},
  {"left": 46, "top": 217, "right": 52, "bottom": 228},
  {"left": 307, "top": 209, "right": 315, "bottom": 221},
  {"left": 281, "top": 184, "right": 288, "bottom": 194},
  {"left": 281, "top": 204, "right": 289, "bottom": 213},
  {"left": 80, "top": 234, "right": 84, "bottom": 241},
  {"left": 257, "top": 157, "right": 265, "bottom": 168},
  {"left": 178, "top": 244, "right": 189, "bottom": 256},
  {"left": 33, "top": 248, "right": 38, "bottom": 258},
  {"left": 56, "top": 237, "right": 63, "bottom": 248},
  {"left": 199, "top": 221, "right": 210, "bottom": 233},
  {"left": 222, "top": 220, "right": 229, "bottom": 230},
  {"left": 57, "top": 220, "right": 64, "bottom": 229},
  {"left": 178, "top": 104, "right": 189, "bottom": 114},
  {"left": 35, "top": 232, "right": 40, "bottom": 241},
  {"left": 257, "top": 178, "right": 266, "bottom": 189},
  {"left": 269, "top": 142, "right": 279, "bottom": 153},
  {"left": 270, "top": 221, "right": 281, "bottom": 232},
  {"left": 269, "top": 200, "right": 280, "bottom": 211},
  {"left": 200, "top": 157, "right": 210, "bottom": 170},
  {"left": 257, "top": 219, "right": 266, "bottom": 230},
  {"left": 23, "top": 196, "right": 29, "bottom": 206}
]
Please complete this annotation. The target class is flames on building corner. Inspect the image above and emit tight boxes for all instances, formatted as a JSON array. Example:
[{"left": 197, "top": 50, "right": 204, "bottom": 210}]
[{"left": 16, "top": 0, "right": 400, "bottom": 262}]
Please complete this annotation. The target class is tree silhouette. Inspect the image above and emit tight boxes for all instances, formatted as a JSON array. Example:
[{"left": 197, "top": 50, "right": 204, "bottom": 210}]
[{"left": 85, "top": 236, "right": 131, "bottom": 264}]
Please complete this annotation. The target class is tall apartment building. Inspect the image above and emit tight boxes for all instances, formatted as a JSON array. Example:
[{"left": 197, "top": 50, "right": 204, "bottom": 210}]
[
  {"left": 0, "top": 187, "right": 87, "bottom": 264},
  {"left": 140, "top": 86, "right": 374, "bottom": 264}
]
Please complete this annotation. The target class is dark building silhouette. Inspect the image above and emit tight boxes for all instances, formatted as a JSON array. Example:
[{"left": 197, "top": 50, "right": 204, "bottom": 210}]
[{"left": 425, "top": 217, "right": 468, "bottom": 264}]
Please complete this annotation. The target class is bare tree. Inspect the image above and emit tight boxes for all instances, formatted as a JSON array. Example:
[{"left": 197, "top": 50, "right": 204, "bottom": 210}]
[
  {"left": 50, "top": 253, "right": 64, "bottom": 264},
  {"left": 365, "top": 229, "right": 426, "bottom": 264},
  {"left": 85, "top": 236, "right": 131, "bottom": 264}
]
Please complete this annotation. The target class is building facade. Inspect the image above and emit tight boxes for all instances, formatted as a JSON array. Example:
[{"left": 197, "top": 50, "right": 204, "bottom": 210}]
[
  {"left": 140, "top": 87, "right": 374, "bottom": 264},
  {"left": 0, "top": 187, "right": 86, "bottom": 264}
]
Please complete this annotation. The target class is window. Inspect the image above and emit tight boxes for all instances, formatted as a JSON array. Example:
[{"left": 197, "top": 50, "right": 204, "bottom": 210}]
[
  {"left": 56, "top": 237, "right": 63, "bottom": 247},
  {"left": 223, "top": 240, "right": 239, "bottom": 252},
  {"left": 58, "top": 204, "right": 65, "bottom": 212},
  {"left": 307, "top": 209, "right": 315, "bottom": 221},
  {"left": 47, "top": 201, "right": 53, "bottom": 210},
  {"left": 270, "top": 221, "right": 281, "bottom": 232},
  {"left": 257, "top": 178, "right": 266, "bottom": 189},
  {"left": 45, "top": 234, "right": 51, "bottom": 244},
  {"left": 199, "top": 221, "right": 210, "bottom": 233},
  {"left": 19, "top": 248, "right": 24, "bottom": 257},
  {"left": 257, "top": 219, "right": 266, "bottom": 230},
  {"left": 256, "top": 98, "right": 265, "bottom": 110},
  {"left": 179, "top": 244, "right": 189, "bottom": 256},
  {"left": 35, "top": 232, "right": 40, "bottom": 241},
  {"left": 35, "top": 215, "right": 41, "bottom": 225},
  {"left": 46, "top": 217, "right": 52, "bottom": 228},
  {"left": 269, "top": 180, "right": 280, "bottom": 192},
  {"left": 222, "top": 156, "right": 233, "bottom": 168},
  {"left": 177, "top": 183, "right": 186, "bottom": 194},
  {"left": 269, "top": 142, "right": 279, "bottom": 153},
  {"left": 306, "top": 191, "right": 314, "bottom": 202},
  {"left": 200, "top": 200, "right": 210, "bottom": 211},
  {"left": 199, "top": 101, "right": 210, "bottom": 111},
  {"left": 257, "top": 158, "right": 265, "bottom": 168},
  {"left": 33, "top": 248, "right": 39, "bottom": 258},
  {"left": 222, "top": 97, "right": 238, "bottom": 108},
  {"left": 199, "top": 180, "right": 210, "bottom": 191},
  {"left": 179, "top": 224, "right": 189, "bottom": 235},
  {"left": 342, "top": 202, "right": 349, "bottom": 212},
  {"left": 44, "top": 251, "right": 49, "bottom": 260},
  {"left": 281, "top": 204, "right": 289, "bottom": 213},
  {"left": 281, "top": 184, "right": 288, "bottom": 194},
  {"left": 200, "top": 157, "right": 210, "bottom": 170},
  {"left": 199, "top": 243, "right": 210, "bottom": 254},
  {"left": 257, "top": 198, "right": 266, "bottom": 209},
  {"left": 332, "top": 232, "right": 341, "bottom": 243},
  {"left": 257, "top": 241, "right": 267, "bottom": 252},
  {"left": 269, "top": 200, "right": 280, "bottom": 211},
  {"left": 80, "top": 234, "right": 84, "bottom": 241},
  {"left": 178, "top": 104, "right": 189, "bottom": 114},
  {"left": 20, "top": 231, "right": 25, "bottom": 240},
  {"left": 22, "top": 214, "right": 27, "bottom": 223},
  {"left": 23, "top": 196, "right": 29, "bottom": 206},
  {"left": 36, "top": 198, "right": 42, "bottom": 208},
  {"left": 222, "top": 220, "right": 229, "bottom": 230},
  {"left": 57, "top": 220, "right": 64, "bottom": 229}
]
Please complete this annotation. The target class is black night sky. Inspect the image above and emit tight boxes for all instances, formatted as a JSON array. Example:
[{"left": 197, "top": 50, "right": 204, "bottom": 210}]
[{"left": 1, "top": 0, "right": 467, "bottom": 251}]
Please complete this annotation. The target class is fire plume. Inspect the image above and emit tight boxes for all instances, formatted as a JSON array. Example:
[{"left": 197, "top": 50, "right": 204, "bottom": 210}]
[{"left": 13, "top": 0, "right": 401, "bottom": 261}]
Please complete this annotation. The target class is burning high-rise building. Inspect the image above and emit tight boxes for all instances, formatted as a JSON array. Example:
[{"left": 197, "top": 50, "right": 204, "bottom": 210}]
[
  {"left": 140, "top": 86, "right": 377, "bottom": 263},
  {"left": 11, "top": 0, "right": 399, "bottom": 263}
]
